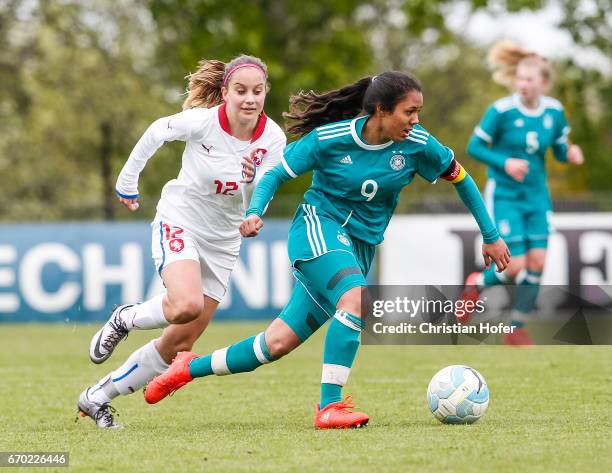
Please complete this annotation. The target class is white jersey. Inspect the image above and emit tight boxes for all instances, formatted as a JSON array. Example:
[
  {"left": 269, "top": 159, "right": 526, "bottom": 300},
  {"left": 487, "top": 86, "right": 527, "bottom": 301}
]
[{"left": 116, "top": 104, "right": 286, "bottom": 251}]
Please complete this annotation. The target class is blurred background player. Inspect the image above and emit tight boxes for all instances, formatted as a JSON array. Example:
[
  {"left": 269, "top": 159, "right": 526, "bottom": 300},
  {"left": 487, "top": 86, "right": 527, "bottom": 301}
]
[
  {"left": 459, "top": 41, "right": 584, "bottom": 344},
  {"left": 144, "top": 71, "right": 510, "bottom": 429},
  {"left": 76, "top": 55, "right": 286, "bottom": 428}
]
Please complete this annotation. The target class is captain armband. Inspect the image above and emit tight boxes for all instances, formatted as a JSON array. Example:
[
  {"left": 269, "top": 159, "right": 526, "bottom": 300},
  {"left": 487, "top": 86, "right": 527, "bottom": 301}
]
[{"left": 440, "top": 159, "right": 467, "bottom": 184}]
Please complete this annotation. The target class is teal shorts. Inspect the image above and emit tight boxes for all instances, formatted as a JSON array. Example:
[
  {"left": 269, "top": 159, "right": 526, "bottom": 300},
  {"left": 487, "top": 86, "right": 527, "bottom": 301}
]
[
  {"left": 278, "top": 277, "right": 332, "bottom": 342},
  {"left": 490, "top": 198, "right": 551, "bottom": 256},
  {"left": 278, "top": 203, "right": 376, "bottom": 340}
]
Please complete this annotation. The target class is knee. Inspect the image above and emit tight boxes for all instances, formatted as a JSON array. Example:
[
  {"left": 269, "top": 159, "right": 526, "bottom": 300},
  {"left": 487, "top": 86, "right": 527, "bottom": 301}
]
[
  {"left": 166, "top": 298, "right": 203, "bottom": 324},
  {"left": 505, "top": 259, "right": 526, "bottom": 280},
  {"left": 265, "top": 334, "right": 295, "bottom": 359},
  {"left": 337, "top": 292, "right": 362, "bottom": 316},
  {"left": 528, "top": 258, "right": 546, "bottom": 273}
]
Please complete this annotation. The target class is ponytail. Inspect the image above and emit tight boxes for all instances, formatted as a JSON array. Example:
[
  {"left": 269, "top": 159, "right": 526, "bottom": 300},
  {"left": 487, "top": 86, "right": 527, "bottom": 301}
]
[
  {"left": 487, "top": 41, "right": 552, "bottom": 88},
  {"left": 284, "top": 77, "right": 371, "bottom": 136},
  {"left": 284, "top": 71, "right": 421, "bottom": 137},
  {"left": 182, "top": 59, "right": 226, "bottom": 110}
]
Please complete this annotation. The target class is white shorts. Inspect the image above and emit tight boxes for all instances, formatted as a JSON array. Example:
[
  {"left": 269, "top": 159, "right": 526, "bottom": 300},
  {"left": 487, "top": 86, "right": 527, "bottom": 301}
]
[{"left": 151, "top": 216, "right": 239, "bottom": 302}]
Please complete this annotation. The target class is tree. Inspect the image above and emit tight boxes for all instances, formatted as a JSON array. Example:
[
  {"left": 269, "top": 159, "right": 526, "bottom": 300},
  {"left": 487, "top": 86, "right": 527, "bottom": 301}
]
[{"left": 0, "top": 0, "right": 176, "bottom": 221}]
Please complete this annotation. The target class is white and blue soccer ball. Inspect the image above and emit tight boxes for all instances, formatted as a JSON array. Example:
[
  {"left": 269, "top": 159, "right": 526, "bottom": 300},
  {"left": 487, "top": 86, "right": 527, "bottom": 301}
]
[{"left": 427, "top": 365, "right": 489, "bottom": 424}]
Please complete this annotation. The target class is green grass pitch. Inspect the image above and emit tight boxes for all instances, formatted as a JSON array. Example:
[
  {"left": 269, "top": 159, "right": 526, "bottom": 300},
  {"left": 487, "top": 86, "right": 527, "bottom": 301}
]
[{"left": 1, "top": 323, "right": 610, "bottom": 472}]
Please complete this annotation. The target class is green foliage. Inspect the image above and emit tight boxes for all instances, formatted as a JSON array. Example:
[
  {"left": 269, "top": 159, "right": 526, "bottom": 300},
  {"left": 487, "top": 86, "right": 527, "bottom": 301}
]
[
  {"left": 1, "top": 0, "right": 611, "bottom": 220},
  {"left": 0, "top": 0, "right": 178, "bottom": 221}
]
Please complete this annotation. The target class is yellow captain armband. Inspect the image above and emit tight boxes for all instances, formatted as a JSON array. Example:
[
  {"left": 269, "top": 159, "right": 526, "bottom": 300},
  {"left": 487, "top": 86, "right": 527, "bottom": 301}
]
[{"left": 440, "top": 159, "right": 467, "bottom": 184}]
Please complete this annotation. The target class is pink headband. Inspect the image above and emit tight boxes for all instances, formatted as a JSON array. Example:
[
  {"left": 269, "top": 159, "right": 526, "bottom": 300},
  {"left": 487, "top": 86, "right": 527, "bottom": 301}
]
[{"left": 223, "top": 64, "right": 266, "bottom": 86}]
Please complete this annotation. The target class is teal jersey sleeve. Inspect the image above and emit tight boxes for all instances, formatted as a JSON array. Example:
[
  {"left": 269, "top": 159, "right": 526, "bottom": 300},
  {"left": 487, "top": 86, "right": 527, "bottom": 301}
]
[
  {"left": 467, "top": 105, "right": 508, "bottom": 170},
  {"left": 246, "top": 130, "right": 319, "bottom": 217},
  {"left": 416, "top": 133, "right": 454, "bottom": 183},
  {"left": 279, "top": 130, "right": 319, "bottom": 178},
  {"left": 453, "top": 173, "right": 500, "bottom": 243},
  {"left": 246, "top": 164, "right": 292, "bottom": 217},
  {"left": 552, "top": 107, "right": 570, "bottom": 162},
  {"left": 475, "top": 105, "right": 500, "bottom": 142}
]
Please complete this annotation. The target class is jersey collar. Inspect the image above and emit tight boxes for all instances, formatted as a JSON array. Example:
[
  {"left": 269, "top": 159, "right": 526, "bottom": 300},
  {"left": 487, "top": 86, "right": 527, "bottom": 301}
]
[
  {"left": 218, "top": 103, "right": 268, "bottom": 142},
  {"left": 512, "top": 93, "right": 545, "bottom": 117},
  {"left": 350, "top": 115, "right": 394, "bottom": 150}
]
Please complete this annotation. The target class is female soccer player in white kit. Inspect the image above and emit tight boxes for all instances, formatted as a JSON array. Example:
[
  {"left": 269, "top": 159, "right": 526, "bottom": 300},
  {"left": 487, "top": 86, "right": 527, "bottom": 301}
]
[{"left": 76, "top": 55, "right": 286, "bottom": 428}]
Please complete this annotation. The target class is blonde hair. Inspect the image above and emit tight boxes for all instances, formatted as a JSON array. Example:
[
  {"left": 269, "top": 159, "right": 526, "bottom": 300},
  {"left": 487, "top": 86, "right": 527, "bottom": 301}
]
[
  {"left": 487, "top": 41, "right": 552, "bottom": 89},
  {"left": 182, "top": 55, "right": 269, "bottom": 110}
]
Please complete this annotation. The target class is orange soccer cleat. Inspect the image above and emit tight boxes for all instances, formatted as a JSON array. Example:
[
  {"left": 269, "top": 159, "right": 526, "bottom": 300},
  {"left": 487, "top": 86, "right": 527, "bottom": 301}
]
[
  {"left": 456, "top": 271, "right": 482, "bottom": 324},
  {"left": 314, "top": 396, "right": 369, "bottom": 429},
  {"left": 144, "top": 351, "right": 199, "bottom": 404},
  {"left": 502, "top": 327, "right": 535, "bottom": 346}
]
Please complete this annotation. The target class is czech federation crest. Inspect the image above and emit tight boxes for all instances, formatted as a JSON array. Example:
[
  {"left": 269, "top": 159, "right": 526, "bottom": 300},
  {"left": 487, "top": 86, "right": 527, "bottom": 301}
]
[
  {"left": 169, "top": 238, "right": 185, "bottom": 253},
  {"left": 390, "top": 154, "right": 406, "bottom": 171}
]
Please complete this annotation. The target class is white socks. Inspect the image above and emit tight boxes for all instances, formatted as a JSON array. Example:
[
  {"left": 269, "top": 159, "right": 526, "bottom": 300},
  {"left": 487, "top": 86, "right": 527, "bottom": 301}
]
[
  {"left": 89, "top": 339, "right": 170, "bottom": 403},
  {"left": 128, "top": 293, "right": 169, "bottom": 330}
]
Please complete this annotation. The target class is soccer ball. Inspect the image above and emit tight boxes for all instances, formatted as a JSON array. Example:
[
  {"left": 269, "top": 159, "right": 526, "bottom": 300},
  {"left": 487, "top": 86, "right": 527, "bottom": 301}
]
[{"left": 427, "top": 365, "right": 489, "bottom": 424}]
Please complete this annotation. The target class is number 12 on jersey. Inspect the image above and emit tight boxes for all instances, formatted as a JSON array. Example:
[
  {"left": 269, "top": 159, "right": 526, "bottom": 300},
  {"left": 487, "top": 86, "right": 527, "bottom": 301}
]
[{"left": 214, "top": 180, "right": 238, "bottom": 195}]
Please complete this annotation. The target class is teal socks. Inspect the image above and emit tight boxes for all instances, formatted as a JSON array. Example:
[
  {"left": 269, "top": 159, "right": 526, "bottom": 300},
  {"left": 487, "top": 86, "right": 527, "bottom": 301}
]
[
  {"left": 320, "top": 310, "right": 363, "bottom": 409},
  {"left": 189, "top": 332, "right": 275, "bottom": 378}
]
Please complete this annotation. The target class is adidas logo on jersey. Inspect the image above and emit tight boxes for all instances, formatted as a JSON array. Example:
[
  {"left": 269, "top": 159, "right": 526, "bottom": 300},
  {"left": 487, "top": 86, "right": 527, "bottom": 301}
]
[{"left": 340, "top": 155, "right": 353, "bottom": 164}]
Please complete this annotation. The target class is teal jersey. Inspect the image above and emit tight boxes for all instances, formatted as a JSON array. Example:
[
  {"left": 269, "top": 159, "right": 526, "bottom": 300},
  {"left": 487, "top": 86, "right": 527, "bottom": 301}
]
[
  {"left": 468, "top": 93, "right": 570, "bottom": 200},
  {"left": 279, "top": 116, "right": 453, "bottom": 245}
]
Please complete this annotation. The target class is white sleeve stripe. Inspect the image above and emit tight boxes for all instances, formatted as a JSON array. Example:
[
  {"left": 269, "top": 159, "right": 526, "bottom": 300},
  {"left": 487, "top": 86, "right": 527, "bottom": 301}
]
[
  {"left": 409, "top": 128, "right": 430, "bottom": 137},
  {"left": 405, "top": 136, "right": 427, "bottom": 145},
  {"left": 474, "top": 126, "right": 493, "bottom": 144},
  {"left": 318, "top": 131, "right": 352, "bottom": 140},
  {"left": 555, "top": 136, "right": 568, "bottom": 144},
  {"left": 317, "top": 126, "right": 351, "bottom": 136},
  {"left": 281, "top": 156, "right": 297, "bottom": 178},
  {"left": 316, "top": 122, "right": 352, "bottom": 131}
]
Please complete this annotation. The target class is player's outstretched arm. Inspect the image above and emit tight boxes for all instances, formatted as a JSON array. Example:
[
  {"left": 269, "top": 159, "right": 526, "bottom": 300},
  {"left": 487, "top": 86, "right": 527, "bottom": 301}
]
[
  {"left": 466, "top": 133, "right": 508, "bottom": 171},
  {"left": 240, "top": 164, "right": 291, "bottom": 237},
  {"left": 115, "top": 109, "right": 205, "bottom": 211},
  {"left": 441, "top": 159, "right": 510, "bottom": 272}
]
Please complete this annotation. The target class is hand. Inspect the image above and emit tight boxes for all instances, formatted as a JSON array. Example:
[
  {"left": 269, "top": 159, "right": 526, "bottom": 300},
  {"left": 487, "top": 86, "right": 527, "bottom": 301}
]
[
  {"left": 504, "top": 158, "right": 529, "bottom": 182},
  {"left": 117, "top": 195, "right": 139, "bottom": 211},
  {"left": 482, "top": 239, "right": 511, "bottom": 273},
  {"left": 567, "top": 144, "right": 584, "bottom": 165},
  {"left": 240, "top": 214, "right": 263, "bottom": 237},
  {"left": 241, "top": 151, "right": 256, "bottom": 183}
]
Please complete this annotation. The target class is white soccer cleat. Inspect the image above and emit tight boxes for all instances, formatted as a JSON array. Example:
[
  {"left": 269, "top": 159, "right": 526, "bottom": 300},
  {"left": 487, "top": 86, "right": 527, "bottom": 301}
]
[
  {"left": 76, "top": 387, "right": 121, "bottom": 429},
  {"left": 89, "top": 304, "right": 134, "bottom": 364}
]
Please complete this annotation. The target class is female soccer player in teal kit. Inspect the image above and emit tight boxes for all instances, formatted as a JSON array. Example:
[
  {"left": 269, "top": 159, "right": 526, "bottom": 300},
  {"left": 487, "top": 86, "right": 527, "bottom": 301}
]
[
  {"left": 145, "top": 71, "right": 510, "bottom": 428},
  {"left": 459, "top": 42, "right": 584, "bottom": 345}
]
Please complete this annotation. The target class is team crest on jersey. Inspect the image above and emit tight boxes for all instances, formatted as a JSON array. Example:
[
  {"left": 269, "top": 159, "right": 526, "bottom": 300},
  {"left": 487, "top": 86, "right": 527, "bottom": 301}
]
[
  {"left": 337, "top": 231, "right": 350, "bottom": 246},
  {"left": 253, "top": 148, "right": 267, "bottom": 166},
  {"left": 514, "top": 118, "right": 524, "bottom": 128},
  {"left": 389, "top": 154, "right": 406, "bottom": 171},
  {"left": 543, "top": 114, "right": 553, "bottom": 129},
  {"left": 168, "top": 238, "right": 185, "bottom": 253}
]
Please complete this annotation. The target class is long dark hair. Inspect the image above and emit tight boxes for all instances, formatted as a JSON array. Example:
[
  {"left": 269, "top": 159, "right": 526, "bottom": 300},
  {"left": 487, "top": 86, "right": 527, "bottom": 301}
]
[{"left": 284, "top": 71, "right": 421, "bottom": 136}]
